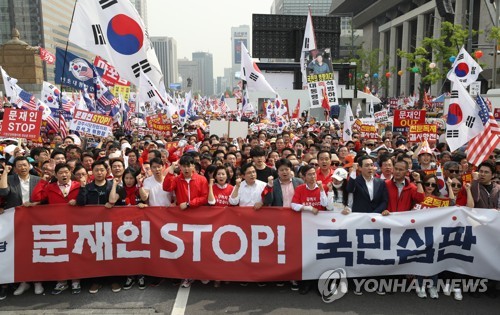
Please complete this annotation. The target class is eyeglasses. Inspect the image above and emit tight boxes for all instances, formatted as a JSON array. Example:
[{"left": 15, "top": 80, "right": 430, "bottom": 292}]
[
  {"left": 448, "top": 169, "right": 460, "bottom": 174},
  {"left": 451, "top": 183, "right": 462, "bottom": 188},
  {"left": 423, "top": 182, "right": 437, "bottom": 188}
]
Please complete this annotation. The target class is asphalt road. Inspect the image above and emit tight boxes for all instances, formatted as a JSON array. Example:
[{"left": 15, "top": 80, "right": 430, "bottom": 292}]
[{"left": 0, "top": 279, "right": 499, "bottom": 314}]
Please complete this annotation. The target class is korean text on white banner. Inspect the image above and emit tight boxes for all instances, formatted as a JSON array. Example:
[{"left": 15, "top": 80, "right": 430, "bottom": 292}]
[{"left": 69, "top": 109, "right": 113, "bottom": 137}]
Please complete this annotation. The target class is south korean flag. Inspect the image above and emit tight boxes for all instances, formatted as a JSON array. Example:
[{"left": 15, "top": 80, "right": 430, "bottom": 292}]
[
  {"left": 240, "top": 42, "right": 277, "bottom": 96},
  {"left": 446, "top": 77, "right": 484, "bottom": 151},
  {"left": 68, "top": 0, "right": 163, "bottom": 88}
]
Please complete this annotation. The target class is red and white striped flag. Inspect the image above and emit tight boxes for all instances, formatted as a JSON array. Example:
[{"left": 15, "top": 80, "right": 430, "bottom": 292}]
[
  {"left": 59, "top": 113, "right": 68, "bottom": 138},
  {"left": 467, "top": 95, "right": 500, "bottom": 166}
]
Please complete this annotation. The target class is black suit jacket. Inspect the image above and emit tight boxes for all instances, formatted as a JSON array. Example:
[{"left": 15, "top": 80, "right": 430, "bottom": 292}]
[
  {"left": 0, "top": 175, "right": 41, "bottom": 209},
  {"left": 346, "top": 175, "right": 388, "bottom": 213}
]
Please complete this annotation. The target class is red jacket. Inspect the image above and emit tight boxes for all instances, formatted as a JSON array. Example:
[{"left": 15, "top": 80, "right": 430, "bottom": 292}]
[
  {"left": 163, "top": 172, "right": 208, "bottom": 207},
  {"left": 32, "top": 180, "right": 81, "bottom": 204},
  {"left": 385, "top": 178, "right": 424, "bottom": 212}
]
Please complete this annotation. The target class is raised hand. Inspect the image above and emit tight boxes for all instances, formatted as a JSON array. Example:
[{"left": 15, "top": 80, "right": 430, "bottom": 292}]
[{"left": 268, "top": 176, "right": 274, "bottom": 187}]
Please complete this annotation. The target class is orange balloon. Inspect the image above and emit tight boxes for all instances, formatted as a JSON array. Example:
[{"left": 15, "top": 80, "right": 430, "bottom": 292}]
[{"left": 475, "top": 50, "right": 483, "bottom": 59}]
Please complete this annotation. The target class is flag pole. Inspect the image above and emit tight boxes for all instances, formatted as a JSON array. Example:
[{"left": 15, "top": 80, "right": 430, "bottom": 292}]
[{"left": 58, "top": 0, "right": 79, "bottom": 131}]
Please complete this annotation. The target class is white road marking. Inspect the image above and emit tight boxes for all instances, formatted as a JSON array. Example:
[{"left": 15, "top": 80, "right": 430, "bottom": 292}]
[{"left": 171, "top": 285, "right": 191, "bottom": 315}]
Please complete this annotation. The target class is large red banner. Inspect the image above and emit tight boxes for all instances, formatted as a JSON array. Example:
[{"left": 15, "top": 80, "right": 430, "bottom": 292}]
[{"left": 11, "top": 205, "right": 302, "bottom": 283}]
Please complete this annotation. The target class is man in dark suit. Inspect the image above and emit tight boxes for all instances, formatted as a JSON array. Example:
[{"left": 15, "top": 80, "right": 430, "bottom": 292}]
[
  {"left": 0, "top": 156, "right": 42, "bottom": 297},
  {"left": 263, "top": 158, "right": 303, "bottom": 207},
  {"left": 345, "top": 155, "right": 389, "bottom": 296},
  {"left": 0, "top": 156, "right": 41, "bottom": 209},
  {"left": 346, "top": 155, "right": 388, "bottom": 214}
]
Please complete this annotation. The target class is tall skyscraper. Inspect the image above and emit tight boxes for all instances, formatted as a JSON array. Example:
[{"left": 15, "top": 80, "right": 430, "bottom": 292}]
[
  {"left": 192, "top": 52, "right": 214, "bottom": 96},
  {"left": 226, "top": 25, "right": 250, "bottom": 91},
  {"left": 151, "top": 36, "right": 178, "bottom": 90},
  {"left": 178, "top": 58, "right": 201, "bottom": 93}
]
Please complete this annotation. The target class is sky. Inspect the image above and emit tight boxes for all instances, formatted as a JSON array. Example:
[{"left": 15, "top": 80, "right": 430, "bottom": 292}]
[{"left": 147, "top": 0, "right": 274, "bottom": 78}]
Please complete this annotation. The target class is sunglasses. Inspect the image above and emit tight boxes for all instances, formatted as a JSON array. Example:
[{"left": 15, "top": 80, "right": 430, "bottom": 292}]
[
  {"left": 423, "top": 182, "right": 437, "bottom": 188},
  {"left": 332, "top": 162, "right": 340, "bottom": 166},
  {"left": 366, "top": 144, "right": 375, "bottom": 147},
  {"left": 451, "top": 183, "right": 462, "bottom": 188},
  {"left": 309, "top": 163, "right": 319, "bottom": 167},
  {"left": 448, "top": 169, "right": 460, "bottom": 174}
]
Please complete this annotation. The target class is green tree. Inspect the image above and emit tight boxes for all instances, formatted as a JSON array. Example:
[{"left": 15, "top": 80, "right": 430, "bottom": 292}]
[
  {"left": 397, "top": 21, "right": 477, "bottom": 108},
  {"left": 349, "top": 48, "right": 389, "bottom": 93}
]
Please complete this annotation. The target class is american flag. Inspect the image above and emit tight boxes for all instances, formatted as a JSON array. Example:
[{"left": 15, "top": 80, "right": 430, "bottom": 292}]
[
  {"left": 61, "top": 92, "right": 76, "bottom": 113},
  {"left": 97, "top": 90, "right": 120, "bottom": 107},
  {"left": 219, "top": 95, "right": 228, "bottom": 115},
  {"left": 59, "top": 113, "right": 68, "bottom": 138},
  {"left": 467, "top": 95, "right": 500, "bottom": 166},
  {"left": 45, "top": 114, "right": 60, "bottom": 134},
  {"left": 15, "top": 89, "right": 37, "bottom": 110}
]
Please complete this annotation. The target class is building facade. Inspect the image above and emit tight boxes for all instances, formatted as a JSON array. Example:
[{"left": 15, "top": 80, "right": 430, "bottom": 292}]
[
  {"left": 270, "top": 0, "right": 362, "bottom": 60},
  {"left": 225, "top": 25, "right": 250, "bottom": 93},
  {"left": 151, "top": 36, "right": 178, "bottom": 90},
  {"left": 331, "top": 0, "right": 496, "bottom": 96},
  {"left": 192, "top": 51, "right": 214, "bottom": 96},
  {"left": 178, "top": 58, "right": 201, "bottom": 94}
]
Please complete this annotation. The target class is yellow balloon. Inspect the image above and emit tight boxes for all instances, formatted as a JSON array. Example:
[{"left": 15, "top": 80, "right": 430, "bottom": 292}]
[{"left": 397, "top": 70, "right": 403, "bottom": 76}]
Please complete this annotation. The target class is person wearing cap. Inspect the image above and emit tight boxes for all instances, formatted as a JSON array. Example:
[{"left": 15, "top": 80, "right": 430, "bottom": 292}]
[
  {"left": 263, "top": 158, "right": 303, "bottom": 207},
  {"left": 326, "top": 168, "right": 349, "bottom": 212},
  {"left": 415, "top": 141, "right": 436, "bottom": 171},
  {"left": 343, "top": 155, "right": 355, "bottom": 171}
]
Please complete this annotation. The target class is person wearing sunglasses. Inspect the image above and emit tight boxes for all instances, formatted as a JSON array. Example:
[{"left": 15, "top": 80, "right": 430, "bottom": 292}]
[
  {"left": 413, "top": 174, "right": 455, "bottom": 299},
  {"left": 450, "top": 177, "right": 473, "bottom": 207}
]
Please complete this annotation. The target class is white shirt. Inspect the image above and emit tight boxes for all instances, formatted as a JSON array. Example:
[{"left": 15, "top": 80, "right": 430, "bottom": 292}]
[
  {"left": 143, "top": 176, "right": 172, "bottom": 207},
  {"left": 364, "top": 176, "right": 374, "bottom": 201},
  {"left": 19, "top": 176, "right": 30, "bottom": 204},
  {"left": 229, "top": 179, "right": 267, "bottom": 206},
  {"left": 350, "top": 171, "right": 374, "bottom": 201}
]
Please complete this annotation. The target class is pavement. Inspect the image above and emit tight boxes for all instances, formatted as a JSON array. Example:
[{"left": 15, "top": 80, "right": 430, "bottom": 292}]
[{"left": 1, "top": 279, "right": 500, "bottom": 314}]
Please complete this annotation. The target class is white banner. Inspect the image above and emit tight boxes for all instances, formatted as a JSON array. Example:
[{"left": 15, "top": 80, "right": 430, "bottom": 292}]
[
  {"left": 302, "top": 207, "right": 500, "bottom": 280},
  {"left": 0, "top": 208, "right": 14, "bottom": 284}
]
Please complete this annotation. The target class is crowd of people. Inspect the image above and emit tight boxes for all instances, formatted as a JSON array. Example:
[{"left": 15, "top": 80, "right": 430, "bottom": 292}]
[{"left": 0, "top": 117, "right": 499, "bottom": 301}]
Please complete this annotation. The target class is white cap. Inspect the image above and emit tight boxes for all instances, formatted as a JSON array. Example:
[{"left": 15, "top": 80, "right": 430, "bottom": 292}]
[{"left": 332, "top": 168, "right": 348, "bottom": 181}]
